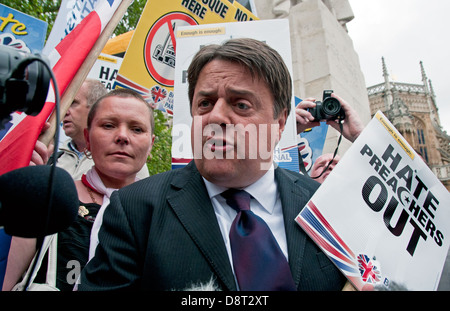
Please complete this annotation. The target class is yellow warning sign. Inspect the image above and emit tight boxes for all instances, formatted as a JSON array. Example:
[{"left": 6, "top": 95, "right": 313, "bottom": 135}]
[{"left": 113, "top": 0, "right": 258, "bottom": 114}]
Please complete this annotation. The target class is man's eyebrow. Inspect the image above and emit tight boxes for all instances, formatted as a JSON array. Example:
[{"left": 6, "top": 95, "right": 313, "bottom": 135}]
[
  {"left": 197, "top": 90, "right": 215, "bottom": 97},
  {"left": 228, "top": 88, "right": 255, "bottom": 96},
  {"left": 197, "top": 88, "right": 257, "bottom": 97}
]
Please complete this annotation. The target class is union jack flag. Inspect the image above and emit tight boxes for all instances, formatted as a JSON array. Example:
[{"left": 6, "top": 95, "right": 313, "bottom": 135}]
[
  {"left": 297, "top": 137, "right": 312, "bottom": 172},
  {"left": 295, "top": 201, "right": 385, "bottom": 290},
  {"left": 151, "top": 85, "right": 167, "bottom": 103},
  {"left": 357, "top": 254, "right": 381, "bottom": 284}
]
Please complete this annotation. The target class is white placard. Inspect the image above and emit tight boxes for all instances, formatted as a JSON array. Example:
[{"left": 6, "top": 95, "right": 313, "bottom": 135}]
[
  {"left": 296, "top": 111, "right": 450, "bottom": 291},
  {"left": 171, "top": 19, "right": 299, "bottom": 172}
]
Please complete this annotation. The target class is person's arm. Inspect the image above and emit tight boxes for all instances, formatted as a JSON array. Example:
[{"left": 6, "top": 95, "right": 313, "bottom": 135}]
[{"left": 2, "top": 237, "right": 36, "bottom": 291}]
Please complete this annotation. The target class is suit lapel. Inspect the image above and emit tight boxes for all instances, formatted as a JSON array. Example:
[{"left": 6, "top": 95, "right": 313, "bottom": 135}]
[
  {"left": 275, "top": 167, "right": 315, "bottom": 288},
  {"left": 167, "top": 162, "right": 237, "bottom": 291},
  {"left": 166, "top": 163, "right": 315, "bottom": 290}
]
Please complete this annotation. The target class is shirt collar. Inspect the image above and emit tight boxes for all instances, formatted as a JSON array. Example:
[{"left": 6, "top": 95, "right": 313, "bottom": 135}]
[
  {"left": 202, "top": 163, "right": 277, "bottom": 215},
  {"left": 68, "top": 140, "right": 85, "bottom": 159}
]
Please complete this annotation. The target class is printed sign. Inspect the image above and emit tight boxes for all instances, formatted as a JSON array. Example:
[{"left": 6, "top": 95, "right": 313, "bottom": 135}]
[
  {"left": 296, "top": 111, "right": 450, "bottom": 291},
  {"left": 231, "top": 0, "right": 258, "bottom": 22},
  {"left": 171, "top": 19, "right": 299, "bottom": 172},
  {"left": 87, "top": 53, "right": 123, "bottom": 90},
  {"left": 113, "top": 0, "right": 258, "bottom": 114},
  {"left": 296, "top": 97, "right": 329, "bottom": 173},
  {"left": 0, "top": 4, "right": 47, "bottom": 53}
]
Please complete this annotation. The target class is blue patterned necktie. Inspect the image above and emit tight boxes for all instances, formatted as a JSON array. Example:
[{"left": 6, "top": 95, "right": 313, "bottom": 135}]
[{"left": 221, "top": 189, "right": 296, "bottom": 291}]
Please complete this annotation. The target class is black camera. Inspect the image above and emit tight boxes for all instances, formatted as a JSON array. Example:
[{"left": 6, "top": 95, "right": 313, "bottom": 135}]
[
  {"left": 308, "top": 90, "right": 345, "bottom": 122},
  {"left": 0, "top": 45, "right": 50, "bottom": 128}
]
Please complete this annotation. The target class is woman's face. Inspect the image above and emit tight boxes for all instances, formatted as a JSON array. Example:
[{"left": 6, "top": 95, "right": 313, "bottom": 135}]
[{"left": 85, "top": 95, "right": 154, "bottom": 187}]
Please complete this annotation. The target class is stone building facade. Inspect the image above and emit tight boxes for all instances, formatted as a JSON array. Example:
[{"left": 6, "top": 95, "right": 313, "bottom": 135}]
[
  {"left": 251, "top": 1, "right": 449, "bottom": 190},
  {"left": 252, "top": 0, "right": 372, "bottom": 154},
  {"left": 367, "top": 58, "right": 450, "bottom": 190}
]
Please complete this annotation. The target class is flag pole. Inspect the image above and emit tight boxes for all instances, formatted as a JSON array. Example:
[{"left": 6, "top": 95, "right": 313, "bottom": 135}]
[{"left": 39, "top": 0, "right": 133, "bottom": 147}]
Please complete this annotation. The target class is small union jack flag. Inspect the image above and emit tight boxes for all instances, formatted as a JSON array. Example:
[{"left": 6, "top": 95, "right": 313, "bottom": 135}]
[
  {"left": 297, "top": 137, "right": 312, "bottom": 172},
  {"left": 151, "top": 85, "right": 167, "bottom": 103},
  {"left": 357, "top": 254, "right": 381, "bottom": 284}
]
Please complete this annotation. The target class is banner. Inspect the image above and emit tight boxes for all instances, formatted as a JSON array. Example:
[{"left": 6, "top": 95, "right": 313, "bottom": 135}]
[
  {"left": 113, "top": 0, "right": 259, "bottom": 114},
  {"left": 43, "top": 0, "right": 99, "bottom": 55},
  {"left": 295, "top": 111, "right": 450, "bottom": 290},
  {"left": 171, "top": 19, "right": 299, "bottom": 172},
  {"left": 0, "top": 0, "right": 124, "bottom": 175}
]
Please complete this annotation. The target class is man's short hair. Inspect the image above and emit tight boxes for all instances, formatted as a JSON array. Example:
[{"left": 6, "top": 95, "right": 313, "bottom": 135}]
[
  {"left": 187, "top": 38, "right": 292, "bottom": 119},
  {"left": 84, "top": 79, "right": 108, "bottom": 108}
]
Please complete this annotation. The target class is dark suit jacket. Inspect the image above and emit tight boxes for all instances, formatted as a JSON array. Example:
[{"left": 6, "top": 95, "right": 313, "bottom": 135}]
[{"left": 79, "top": 161, "right": 346, "bottom": 291}]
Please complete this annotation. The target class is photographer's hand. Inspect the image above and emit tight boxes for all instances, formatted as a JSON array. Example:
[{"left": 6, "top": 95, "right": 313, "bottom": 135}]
[
  {"left": 295, "top": 97, "right": 321, "bottom": 134},
  {"left": 326, "top": 93, "right": 364, "bottom": 142}
]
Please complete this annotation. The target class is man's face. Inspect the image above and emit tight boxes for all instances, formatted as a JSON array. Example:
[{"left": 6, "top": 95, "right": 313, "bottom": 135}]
[
  {"left": 191, "top": 59, "right": 287, "bottom": 188},
  {"left": 310, "top": 153, "right": 341, "bottom": 184},
  {"left": 62, "top": 82, "right": 90, "bottom": 143}
]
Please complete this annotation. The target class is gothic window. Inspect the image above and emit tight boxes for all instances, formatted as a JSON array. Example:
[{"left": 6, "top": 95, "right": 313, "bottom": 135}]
[
  {"left": 417, "top": 129, "right": 425, "bottom": 144},
  {"left": 419, "top": 146, "right": 429, "bottom": 163},
  {"left": 416, "top": 128, "right": 428, "bottom": 162}
]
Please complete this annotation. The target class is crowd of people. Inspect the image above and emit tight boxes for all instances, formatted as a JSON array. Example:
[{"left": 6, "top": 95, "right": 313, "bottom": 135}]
[
  {"left": 1, "top": 37, "right": 446, "bottom": 291},
  {"left": 0, "top": 37, "right": 370, "bottom": 292},
  {"left": 2, "top": 87, "right": 155, "bottom": 290}
]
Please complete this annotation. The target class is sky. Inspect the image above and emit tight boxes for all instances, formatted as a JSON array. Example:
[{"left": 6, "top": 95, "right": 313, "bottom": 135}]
[{"left": 347, "top": 0, "right": 450, "bottom": 133}]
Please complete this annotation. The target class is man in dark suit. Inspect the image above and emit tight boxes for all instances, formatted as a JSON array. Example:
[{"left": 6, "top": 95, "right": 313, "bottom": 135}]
[{"left": 79, "top": 38, "right": 362, "bottom": 291}]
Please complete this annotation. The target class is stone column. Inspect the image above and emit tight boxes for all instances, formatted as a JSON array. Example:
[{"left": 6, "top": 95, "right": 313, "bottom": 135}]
[{"left": 254, "top": 0, "right": 372, "bottom": 154}]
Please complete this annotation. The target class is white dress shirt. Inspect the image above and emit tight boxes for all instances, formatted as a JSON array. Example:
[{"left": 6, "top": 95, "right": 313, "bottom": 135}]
[{"left": 202, "top": 164, "right": 289, "bottom": 273}]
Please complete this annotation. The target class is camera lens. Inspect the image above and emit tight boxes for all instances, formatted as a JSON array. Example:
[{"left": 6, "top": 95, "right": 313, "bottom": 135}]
[
  {"left": 322, "top": 97, "right": 341, "bottom": 118},
  {"left": 23, "top": 60, "right": 50, "bottom": 116},
  {"left": 0, "top": 46, "right": 50, "bottom": 120}
]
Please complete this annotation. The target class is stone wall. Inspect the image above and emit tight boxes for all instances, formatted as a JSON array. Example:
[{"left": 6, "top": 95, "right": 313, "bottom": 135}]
[{"left": 253, "top": 0, "right": 372, "bottom": 154}]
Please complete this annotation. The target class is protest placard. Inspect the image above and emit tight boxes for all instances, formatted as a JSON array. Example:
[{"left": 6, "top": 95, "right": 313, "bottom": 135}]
[
  {"left": 296, "top": 111, "right": 450, "bottom": 290},
  {"left": 113, "top": 0, "right": 258, "bottom": 114},
  {"left": 171, "top": 19, "right": 299, "bottom": 172},
  {"left": 0, "top": 4, "right": 47, "bottom": 53},
  {"left": 87, "top": 53, "right": 123, "bottom": 91},
  {"left": 231, "top": 0, "right": 258, "bottom": 22},
  {"left": 295, "top": 97, "right": 329, "bottom": 173}
]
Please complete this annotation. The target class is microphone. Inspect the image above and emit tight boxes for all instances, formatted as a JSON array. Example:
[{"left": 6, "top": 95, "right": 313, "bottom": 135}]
[{"left": 0, "top": 165, "right": 78, "bottom": 237}]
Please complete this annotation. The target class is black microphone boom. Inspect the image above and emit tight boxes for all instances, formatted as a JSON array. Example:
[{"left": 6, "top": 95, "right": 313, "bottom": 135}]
[{"left": 0, "top": 166, "right": 78, "bottom": 237}]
